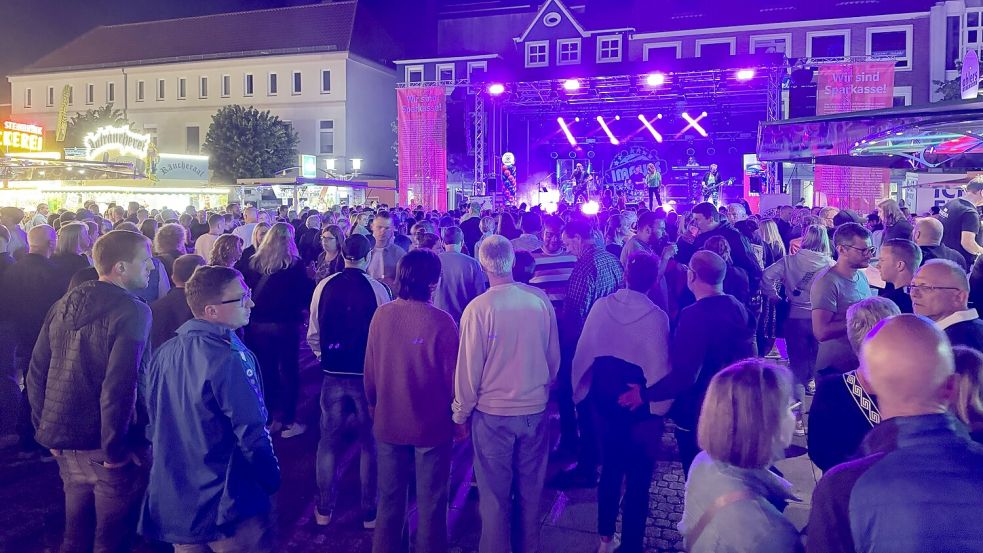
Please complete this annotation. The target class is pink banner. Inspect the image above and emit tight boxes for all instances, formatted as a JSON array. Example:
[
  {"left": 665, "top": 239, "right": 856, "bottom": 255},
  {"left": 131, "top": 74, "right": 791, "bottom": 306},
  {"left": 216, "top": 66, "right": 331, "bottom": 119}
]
[
  {"left": 397, "top": 87, "right": 447, "bottom": 211},
  {"left": 815, "top": 62, "right": 896, "bottom": 210}
]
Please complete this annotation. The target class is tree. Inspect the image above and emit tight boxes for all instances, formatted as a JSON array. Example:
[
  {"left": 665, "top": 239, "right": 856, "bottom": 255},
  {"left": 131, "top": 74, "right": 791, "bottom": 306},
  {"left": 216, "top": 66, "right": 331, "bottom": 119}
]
[
  {"left": 933, "top": 58, "right": 983, "bottom": 101},
  {"left": 64, "top": 104, "right": 133, "bottom": 147},
  {"left": 203, "top": 105, "right": 299, "bottom": 183}
]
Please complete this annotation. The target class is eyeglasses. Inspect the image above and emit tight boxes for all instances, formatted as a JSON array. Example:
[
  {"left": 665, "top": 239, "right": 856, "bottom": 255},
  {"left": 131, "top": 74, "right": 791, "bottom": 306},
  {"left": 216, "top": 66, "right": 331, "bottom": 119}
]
[
  {"left": 215, "top": 290, "right": 252, "bottom": 307},
  {"left": 842, "top": 244, "right": 876, "bottom": 256},
  {"left": 906, "top": 284, "right": 962, "bottom": 294}
]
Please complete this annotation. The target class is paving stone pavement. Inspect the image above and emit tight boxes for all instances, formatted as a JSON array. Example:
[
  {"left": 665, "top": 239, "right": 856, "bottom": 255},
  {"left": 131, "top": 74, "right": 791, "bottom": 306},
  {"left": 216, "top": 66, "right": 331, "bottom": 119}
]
[{"left": 0, "top": 343, "right": 817, "bottom": 552}]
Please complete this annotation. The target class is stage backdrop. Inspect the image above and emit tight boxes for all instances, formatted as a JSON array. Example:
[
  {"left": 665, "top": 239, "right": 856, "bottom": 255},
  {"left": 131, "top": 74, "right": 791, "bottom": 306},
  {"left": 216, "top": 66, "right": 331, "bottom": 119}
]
[
  {"left": 397, "top": 87, "right": 448, "bottom": 211},
  {"left": 813, "top": 62, "right": 895, "bottom": 212}
]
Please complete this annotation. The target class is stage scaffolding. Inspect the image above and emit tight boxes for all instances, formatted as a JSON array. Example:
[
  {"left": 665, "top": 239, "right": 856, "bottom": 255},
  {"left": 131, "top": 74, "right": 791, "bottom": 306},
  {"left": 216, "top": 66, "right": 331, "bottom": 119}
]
[{"left": 398, "top": 61, "right": 786, "bottom": 199}]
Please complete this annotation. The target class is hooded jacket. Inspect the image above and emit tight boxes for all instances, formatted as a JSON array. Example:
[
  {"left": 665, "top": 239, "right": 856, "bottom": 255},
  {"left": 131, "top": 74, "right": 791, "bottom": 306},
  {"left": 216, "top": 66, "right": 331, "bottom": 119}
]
[
  {"left": 27, "top": 280, "right": 151, "bottom": 463},
  {"left": 762, "top": 249, "right": 835, "bottom": 319},
  {"left": 571, "top": 289, "right": 672, "bottom": 416}
]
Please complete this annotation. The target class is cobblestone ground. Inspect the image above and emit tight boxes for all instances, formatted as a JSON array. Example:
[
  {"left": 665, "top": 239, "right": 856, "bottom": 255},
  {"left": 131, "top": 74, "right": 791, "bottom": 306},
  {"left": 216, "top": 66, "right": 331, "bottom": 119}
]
[{"left": 0, "top": 344, "right": 813, "bottom": 553}]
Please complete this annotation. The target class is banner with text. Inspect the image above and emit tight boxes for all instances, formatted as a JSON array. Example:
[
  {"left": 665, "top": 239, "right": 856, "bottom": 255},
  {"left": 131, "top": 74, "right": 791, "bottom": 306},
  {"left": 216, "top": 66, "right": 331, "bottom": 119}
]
[
  {"left": 397, "top": 87, "right": 448, "bottom": 211},
  {"left": 814, "top": 62, "right": 896, "bottom": 211}
]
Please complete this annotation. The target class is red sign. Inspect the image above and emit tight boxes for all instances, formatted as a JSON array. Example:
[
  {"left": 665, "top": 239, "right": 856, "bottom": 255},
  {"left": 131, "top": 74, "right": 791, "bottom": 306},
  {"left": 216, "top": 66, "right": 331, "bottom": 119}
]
[
  {"left": 397, "top": 87, "right": 447, "bottom": 211},
  {"left": 814, "top": 62, "right": 896, "bottom": 211}
]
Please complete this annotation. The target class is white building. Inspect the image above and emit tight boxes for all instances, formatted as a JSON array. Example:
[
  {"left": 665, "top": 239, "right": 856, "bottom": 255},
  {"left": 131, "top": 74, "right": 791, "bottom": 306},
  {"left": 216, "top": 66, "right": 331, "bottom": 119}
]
[{"left": 7, "top": 2, "right": 401, "bottom": 179}]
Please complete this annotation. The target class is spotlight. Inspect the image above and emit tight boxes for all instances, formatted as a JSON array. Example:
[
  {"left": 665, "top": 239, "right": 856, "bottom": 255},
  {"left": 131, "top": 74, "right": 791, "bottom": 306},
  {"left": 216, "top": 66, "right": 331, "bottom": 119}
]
[
  {"left": 574, "top": 117, "right": 581, "bottom": 122},
  {"left": 543, "top": 202, "right": 559, "bottom": 214},
  {"left": 563, "top": 79, "right": 581, "bottom": 91},
  {"left": 557, "top": 117, "right": 577, "bottom": 147},
  {"left": 638, "top": 114, "right": 664, "bottom": 143},
  {"left": 596, "top": 116, "right": 619, "bottom": 145},
  {"left": 680, "top": 112, "right": 709, "bottom": 138},
  {"left": 581, "top": 201, "right": 600, "bottom": 215},
  {"left": 488, "top": 83, "right": 505, "bottom": 95},
  {"left": 614, "top": 115, "right": 621, "bottom": 121},
  {"left": 646, "top": 73, "right": 666, "bottom": 87},
  {"left": 736, "top": 69, "right": 756, "bottom": 81}
]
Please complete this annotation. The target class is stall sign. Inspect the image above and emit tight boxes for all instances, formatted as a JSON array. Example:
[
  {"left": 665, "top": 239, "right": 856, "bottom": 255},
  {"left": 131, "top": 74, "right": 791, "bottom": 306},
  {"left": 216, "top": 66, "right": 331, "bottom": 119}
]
[
  {"left": 154, "top": 153, "right": 209, "bottom": 181},
  {"left": 1, "top": 120, "right": 44, "bottom": 152},
  {"left": 962, "top": 49, "right": 980, "bottom": 100},
  {"left": 300, "top": 155, "right": 317, "bottom": 178},
  {"left": 83, "top": 125, "right": 151, "bottom": 161}
]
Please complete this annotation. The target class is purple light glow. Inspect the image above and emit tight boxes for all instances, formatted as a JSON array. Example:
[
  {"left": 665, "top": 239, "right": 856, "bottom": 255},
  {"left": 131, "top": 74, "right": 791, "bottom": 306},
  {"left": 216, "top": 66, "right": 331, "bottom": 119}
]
[
  {"left": 646, "top": 73, "right": 666, "bottom": 87},
  {"left": 596, "top": 116, "right": 619, "bottom": 145},
  {"left": 557, "top": 117, "right": 577, "bottom": 146},
  {"left": 680, "top": 111, "right": 709, "bottom": 138},
  {"left": 581, "top": 200, "right": 600, "bottom": 215},
  {"left": 563, "top": 79, "right": 581, "bottom": 91},
  {"left": 736, "top": 69, "right": 756, "bottom": 81},
  {"left": 488, "top": 83, "right": 505, "bottom": 95},
  {"left": 638, "top": 114, "right": 664, "bottom": 143}
]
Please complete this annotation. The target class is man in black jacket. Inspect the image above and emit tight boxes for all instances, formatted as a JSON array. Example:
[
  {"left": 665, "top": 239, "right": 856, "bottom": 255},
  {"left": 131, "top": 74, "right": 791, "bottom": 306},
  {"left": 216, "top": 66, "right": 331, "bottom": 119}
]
[
  {"left": 618, "top": 251, "right": 755, "bottom": 476},
  {"left": 149, "top": 254, "right": 205, "bottom": 348},
  {"left": 28, "top": 230, "right": 154, "bottom": 553},
  {"left": 678, "top": 202, "right": 762, "bottom": 295},
  {"left": 912, "top": 259, "right": 983, "bottom": 349}
]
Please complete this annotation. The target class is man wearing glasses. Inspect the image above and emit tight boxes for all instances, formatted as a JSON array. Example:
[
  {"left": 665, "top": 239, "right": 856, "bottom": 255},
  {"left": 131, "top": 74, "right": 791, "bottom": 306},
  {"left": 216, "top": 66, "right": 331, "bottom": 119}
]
[
  {"left": 141, "top": 266, "right": 281, "bottom": 551},
  {"left": 911, "top": 259, "right": 983, "bottom": 350},
  {"left": 811, "top": 222, "right": 875, "bottom": 374}
]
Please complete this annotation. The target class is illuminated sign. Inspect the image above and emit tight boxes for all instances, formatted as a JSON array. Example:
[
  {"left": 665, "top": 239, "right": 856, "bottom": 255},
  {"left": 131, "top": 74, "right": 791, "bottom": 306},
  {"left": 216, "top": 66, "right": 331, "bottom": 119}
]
[
  {"left": 300, "top": 154, "right": 317, "bottom": 178},
  {"left": 83, "top": 125, "right": 151, "bottom": 160},
  {"left": 155, "top": 153, "right": 210, "bottom": 181},
  {"left": 1, "top": 120, "right": 44, "bottom": 152}
]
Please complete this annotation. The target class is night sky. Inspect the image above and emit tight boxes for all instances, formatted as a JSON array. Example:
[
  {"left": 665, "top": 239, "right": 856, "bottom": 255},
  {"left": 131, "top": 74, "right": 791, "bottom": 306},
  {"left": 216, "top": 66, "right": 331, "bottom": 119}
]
[{"left": 0, "top": 0, "right": 319, "bottom": 103}]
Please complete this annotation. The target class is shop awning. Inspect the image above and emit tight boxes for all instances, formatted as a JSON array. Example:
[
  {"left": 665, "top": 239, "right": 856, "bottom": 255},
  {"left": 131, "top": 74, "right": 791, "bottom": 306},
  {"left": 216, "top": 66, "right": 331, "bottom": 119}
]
[{"left": 757, "top": 99, "right": 983, "bottom": 171}]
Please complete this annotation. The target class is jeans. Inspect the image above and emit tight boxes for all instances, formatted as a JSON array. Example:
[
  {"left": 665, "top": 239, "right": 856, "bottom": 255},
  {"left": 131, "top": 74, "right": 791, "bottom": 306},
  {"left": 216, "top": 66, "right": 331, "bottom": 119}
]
[
  {"left": 316, "top": 375, "right": 377, "bottom": 514},
  {"left": 648, "top": 187, "right": 662, "bottom": 210},
  {"left": 0, "top": 321, "right": 19, "bottom": 438},
  {"left": 172, "top": 515, "right": 274, "bottom": 553},
  {"left": 246, "top": 322, "right": 301, "bottom": 424},
  {"left": 373, "top": 441, "right": 451, "bottom": 553},
  {"left": 785, "top": 317, "right": 819, "bottom": 402},
  {"left": 53, "top": 448, "right": 149, "bottom": 553},
  {"left": 471, "top": 410, "right": 549, "bottom": 553},
  {"left": 595, "top": 412, "right": 663, "bottom": 553}
]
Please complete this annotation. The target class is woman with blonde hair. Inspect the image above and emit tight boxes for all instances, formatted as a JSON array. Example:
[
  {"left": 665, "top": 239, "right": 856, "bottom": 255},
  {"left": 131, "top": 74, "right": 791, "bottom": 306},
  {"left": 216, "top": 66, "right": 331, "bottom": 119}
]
[
  {"left": 877, "top": 198, "right": 913, "bottom": 242},
  {"left": 681, "top": 359, "right": 801, "bottom": 553},
  {"left": 236, "top": 222, "right": 271, "bottom": 273},
  {"left": 209, "top": 234, "right": 244, "bottom": 268},
  {"left": 51, "top": 222, "right": 92, "bottom": 291},
  {"left": 350, "top": 211, "right": 371, "bottom": 236},
  {"left": 952, "top": 346, "right": 983, "bottom": 444},
  {"left": 242, "top": 222, "right": 315, "bottom": 438}
]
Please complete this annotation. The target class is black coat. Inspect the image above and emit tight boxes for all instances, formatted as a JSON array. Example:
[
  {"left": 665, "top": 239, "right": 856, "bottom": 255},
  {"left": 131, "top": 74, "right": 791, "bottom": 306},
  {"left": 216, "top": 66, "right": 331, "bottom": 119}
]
[
  {"left": 27, "top": 281, "right": 152, "bottom": 462},
  {"left": 680, "top": 221, "right": 763, "bottom": 293},
  {"left": 150, "top": 287, "right": 194, "bottom": 349},
  {"left": 2, "top": 253, "right": 64, "bottom": 350}
]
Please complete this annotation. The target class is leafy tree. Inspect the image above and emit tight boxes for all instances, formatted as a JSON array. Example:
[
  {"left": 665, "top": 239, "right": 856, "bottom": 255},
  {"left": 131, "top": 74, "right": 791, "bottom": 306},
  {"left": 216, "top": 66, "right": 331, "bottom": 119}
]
[
  {"left": 933, "top": 58, "right": 983, "bottom": 101},
  {"left": 64, "top": 103, "right": 133, "bottom": 147},
  {"left": 203, "top": 105, "right": 299, "bottom": 183}
]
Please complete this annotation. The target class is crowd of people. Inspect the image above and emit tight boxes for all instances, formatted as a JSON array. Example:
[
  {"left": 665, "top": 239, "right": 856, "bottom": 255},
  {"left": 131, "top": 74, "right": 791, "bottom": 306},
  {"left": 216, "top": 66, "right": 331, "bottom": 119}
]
[{"left": 0, "top": 180, "right": 982, "bottom": 553}]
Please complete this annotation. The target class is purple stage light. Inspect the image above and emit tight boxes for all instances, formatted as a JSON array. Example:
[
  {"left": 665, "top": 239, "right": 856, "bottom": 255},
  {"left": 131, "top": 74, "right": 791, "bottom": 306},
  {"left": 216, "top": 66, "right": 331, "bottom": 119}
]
[
  {"left": 581, "top": 200, "right": 600, "bottom": 215},
  {"left": 563, "top": 79, "right": 581, "bottom": 91},
  {"left": 596, "top": 116, "right": 619, "bottom": 145},
  {"left": 646, "top": 73, "right": 666, "bottom": 87},
  {"left": 638, "top": 114, "right": 664, "bottom": 143},
  {"left": 488, "top": 83, "right": 505, "bottom": 95},
  {"left": 680, "top": 111, "right": 709, "bottom": 138},
  {"left": 736, "top": 69, "right": 756, "bottom": 81},
  {"left": 615, "top": 115, "right": 621, "bottom": 121},
  {"left": 557, "top": 117, "right": 577, "bottom": 146},
  {"left": 575, "top": 117, "right": 581, "bottom": 122}
]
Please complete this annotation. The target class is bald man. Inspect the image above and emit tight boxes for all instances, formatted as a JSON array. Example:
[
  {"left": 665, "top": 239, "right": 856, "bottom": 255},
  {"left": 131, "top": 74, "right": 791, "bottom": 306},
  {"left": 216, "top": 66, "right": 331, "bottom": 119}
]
[
  {"left": 619, "top": 250, "right": 756, "bottom": 475},
  {"left": 911, "top": 259, "right": 983, "bottom": 349},
  {"left": 913, "top": 216, "right": 967, "bottom": 271},
  {"left": 1, "top": 224, "right": 62, "bottom": 449},
  {"left": 808, "top": 315, "right": 983, "bottom": 553}
]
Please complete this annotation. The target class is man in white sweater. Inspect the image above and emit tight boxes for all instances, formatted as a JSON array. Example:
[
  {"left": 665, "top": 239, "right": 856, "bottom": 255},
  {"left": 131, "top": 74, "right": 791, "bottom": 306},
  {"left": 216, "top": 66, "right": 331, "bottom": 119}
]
[{"left": 453, "top": 235, "right": 560, "bottom": 553}]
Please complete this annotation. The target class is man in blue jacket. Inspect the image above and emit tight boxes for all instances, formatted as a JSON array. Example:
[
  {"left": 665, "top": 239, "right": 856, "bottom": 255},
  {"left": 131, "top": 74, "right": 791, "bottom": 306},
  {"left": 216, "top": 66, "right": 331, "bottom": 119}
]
[{"left": 140, "top": 265, "right": 281, "bottom": 551}]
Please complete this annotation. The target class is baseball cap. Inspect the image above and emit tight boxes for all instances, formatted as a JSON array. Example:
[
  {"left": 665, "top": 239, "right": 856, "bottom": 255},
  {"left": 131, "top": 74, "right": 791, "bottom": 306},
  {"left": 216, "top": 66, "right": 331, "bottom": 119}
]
[{"left": 342, "top": 234, "right": 372, "bottom": 261}]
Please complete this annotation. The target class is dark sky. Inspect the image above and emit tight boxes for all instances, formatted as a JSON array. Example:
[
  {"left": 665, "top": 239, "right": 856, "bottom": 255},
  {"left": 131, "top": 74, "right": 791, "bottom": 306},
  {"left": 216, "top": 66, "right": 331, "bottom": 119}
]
[{"left": 0, "top": 0, "right": 319, "bottom": 103}]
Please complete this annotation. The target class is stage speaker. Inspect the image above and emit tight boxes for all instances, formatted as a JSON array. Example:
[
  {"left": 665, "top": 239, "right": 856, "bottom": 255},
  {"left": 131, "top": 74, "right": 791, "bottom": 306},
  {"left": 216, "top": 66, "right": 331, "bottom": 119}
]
[
  {"left": 749, "top": 176, "right": 763, "bottom": 194},
  {"left": 485, "top": 177, "right": 497, "bottom": 193}
]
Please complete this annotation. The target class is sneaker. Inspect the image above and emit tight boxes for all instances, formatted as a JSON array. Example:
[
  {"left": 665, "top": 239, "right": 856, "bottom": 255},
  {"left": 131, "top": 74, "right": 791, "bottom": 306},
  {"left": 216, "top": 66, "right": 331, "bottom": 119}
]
[
  {"left": 806, "top": 379, "right": 817, "bottom": 396},
  {"left": 281, "top": 423, "right": 307, "bottom": 439},
  {"left": 362, "top": 509, "right": 377, "bottom": 530},
  {"left": 795, "top": 419, "right": 806, "bottom": 437},
  {"left": 598, "top": 536, "right": 621, "bottom": 553},
  {"left": 314, "top": 507, "right": 333, "bottom": 526}
]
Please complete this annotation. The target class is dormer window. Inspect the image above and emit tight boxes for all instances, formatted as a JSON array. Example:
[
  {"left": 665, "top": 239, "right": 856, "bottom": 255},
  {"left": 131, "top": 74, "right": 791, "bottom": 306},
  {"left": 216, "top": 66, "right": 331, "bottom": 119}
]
[
  {"left": 526, "top": 41, "right": 549, "bottom": 68},
  {"left": 557, "top": 39, "right": 581, "bottom": 65},
  {"left": 597, "top": 35, "right": 623, "bottom": 63}
]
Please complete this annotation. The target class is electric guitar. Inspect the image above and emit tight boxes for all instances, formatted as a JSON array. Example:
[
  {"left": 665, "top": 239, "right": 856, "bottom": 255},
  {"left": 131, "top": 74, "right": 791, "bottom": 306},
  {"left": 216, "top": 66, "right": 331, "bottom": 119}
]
[{"left": 702, "top": 177, "right": 735, "bottom": 198}]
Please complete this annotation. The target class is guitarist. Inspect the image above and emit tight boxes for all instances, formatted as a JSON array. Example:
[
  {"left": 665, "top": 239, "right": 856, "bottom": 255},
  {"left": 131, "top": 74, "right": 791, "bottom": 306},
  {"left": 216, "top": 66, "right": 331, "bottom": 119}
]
[{"left": 701, "top": 163, "right": 725, "bottom": 205}]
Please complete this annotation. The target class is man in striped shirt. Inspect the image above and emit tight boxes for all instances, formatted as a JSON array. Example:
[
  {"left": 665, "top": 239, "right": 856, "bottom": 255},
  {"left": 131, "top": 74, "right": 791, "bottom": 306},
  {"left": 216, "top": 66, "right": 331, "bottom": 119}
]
[{"left": 529, "top": 216, "right": 577, "bottom": 313}]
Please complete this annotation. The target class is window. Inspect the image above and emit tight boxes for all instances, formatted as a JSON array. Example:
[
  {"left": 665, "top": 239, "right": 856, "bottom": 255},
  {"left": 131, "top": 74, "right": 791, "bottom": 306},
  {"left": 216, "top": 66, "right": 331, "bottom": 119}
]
[
  {"left": 525, "top": 41, "right": 549, "bottom": 68},
  {"left": 750, "top": 34, "right": 792, "bottom": 55},
  {"left": 157, "top": 79, "right": 165, "bottom": 100},
  {"left": 107, "top": 82, "right": 116, "bottom": 103},
  {"left": 186, "top": 126, "right": 200, "bottom": 155},
  {"left": 643, "top": 42, "right": 681, "bottom": 63},
  {"left": 244, "top": 73, "right": 254, "bottom": 96},
  {"left": 136, "top": 81, "right": 145, "bottom": 102},
  {"left": 557, "top": 39, "right": 582, "bottom": 65},
  {"left": 318, "top": 120, "right": 335, "bottom": 154},
  {"left": 221, "top": 75, "right": 231, "bottom": 97},
  {"left": 321, "top": 70, "right": 331, "bottom": 93},
  {"left": 85, "top": 83, "right": 94, "bottom": 105},
  {"left": 893, "top": 86, "right": 912, "bottom": 107},
  {"left": 199, "top": 76, "right": 208, "bottom": 98},
  {"left": 405, "top": 65, "right": 424, "bottom": 84},
  {"left": 436, "top": 64, "right": 455, "bottom": 84},
  {"left": 696, "top": 38, "right": 736, "bottom": 57},
  {"left": 807, "top": 30, "right": 851, "bottom": 59},
  {"left": 867, "top": 26, "right": 912, "bottom": 70},
  {"left": 24, "top": 88, "right": 31, "bottom": 108},
  {"left": 144, "top": 125, "right": 158, "bottom": 146},
  {"left": 597, "top": 35, "right": 623, "bottom": 63},
  {"left": 46, "top": 86, "right": 54, "bottom": 107},
  {"left": 292, "top": 71, "right": 302, "bottom": 94},
  {"left": 178, "top": 77, "right": 187, "bottom": 100},
  {"left": 967, "top": 10, "right": 983, "bottom": 57},
  {"left": 268, "top": 73, "right": 278, "bottom": 95},
  {"left": 947, "top": 15, "right": 961, "bottom": 71},
  {"left": 467, "top": 61, "right": 488, "bottom": 80}
]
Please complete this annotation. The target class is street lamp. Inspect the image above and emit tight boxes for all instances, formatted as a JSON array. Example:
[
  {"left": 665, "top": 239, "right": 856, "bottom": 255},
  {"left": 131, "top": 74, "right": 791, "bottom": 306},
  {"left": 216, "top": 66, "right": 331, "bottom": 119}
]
[
  {"left": 351, "top": 158, "right": 362, "bottom": 171},
  {"left": 325, "top": 158, "right": 336, "bottom": 171}
]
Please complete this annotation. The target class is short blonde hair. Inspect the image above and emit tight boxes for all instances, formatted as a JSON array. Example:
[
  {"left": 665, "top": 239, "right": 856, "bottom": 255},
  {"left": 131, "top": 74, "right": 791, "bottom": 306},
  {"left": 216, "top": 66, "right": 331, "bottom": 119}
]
[
  {"left": 478, "top": 234, "right": 514, "bottom": 277},
  {"left": 698, "top": 359, "right": 793, "bottom": 469},
  {"left": 847, "top": 297, "right": 901, "bottom": 353},
  {"left": 55, "top": 222, "right": 90, "bottom": 256}
]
